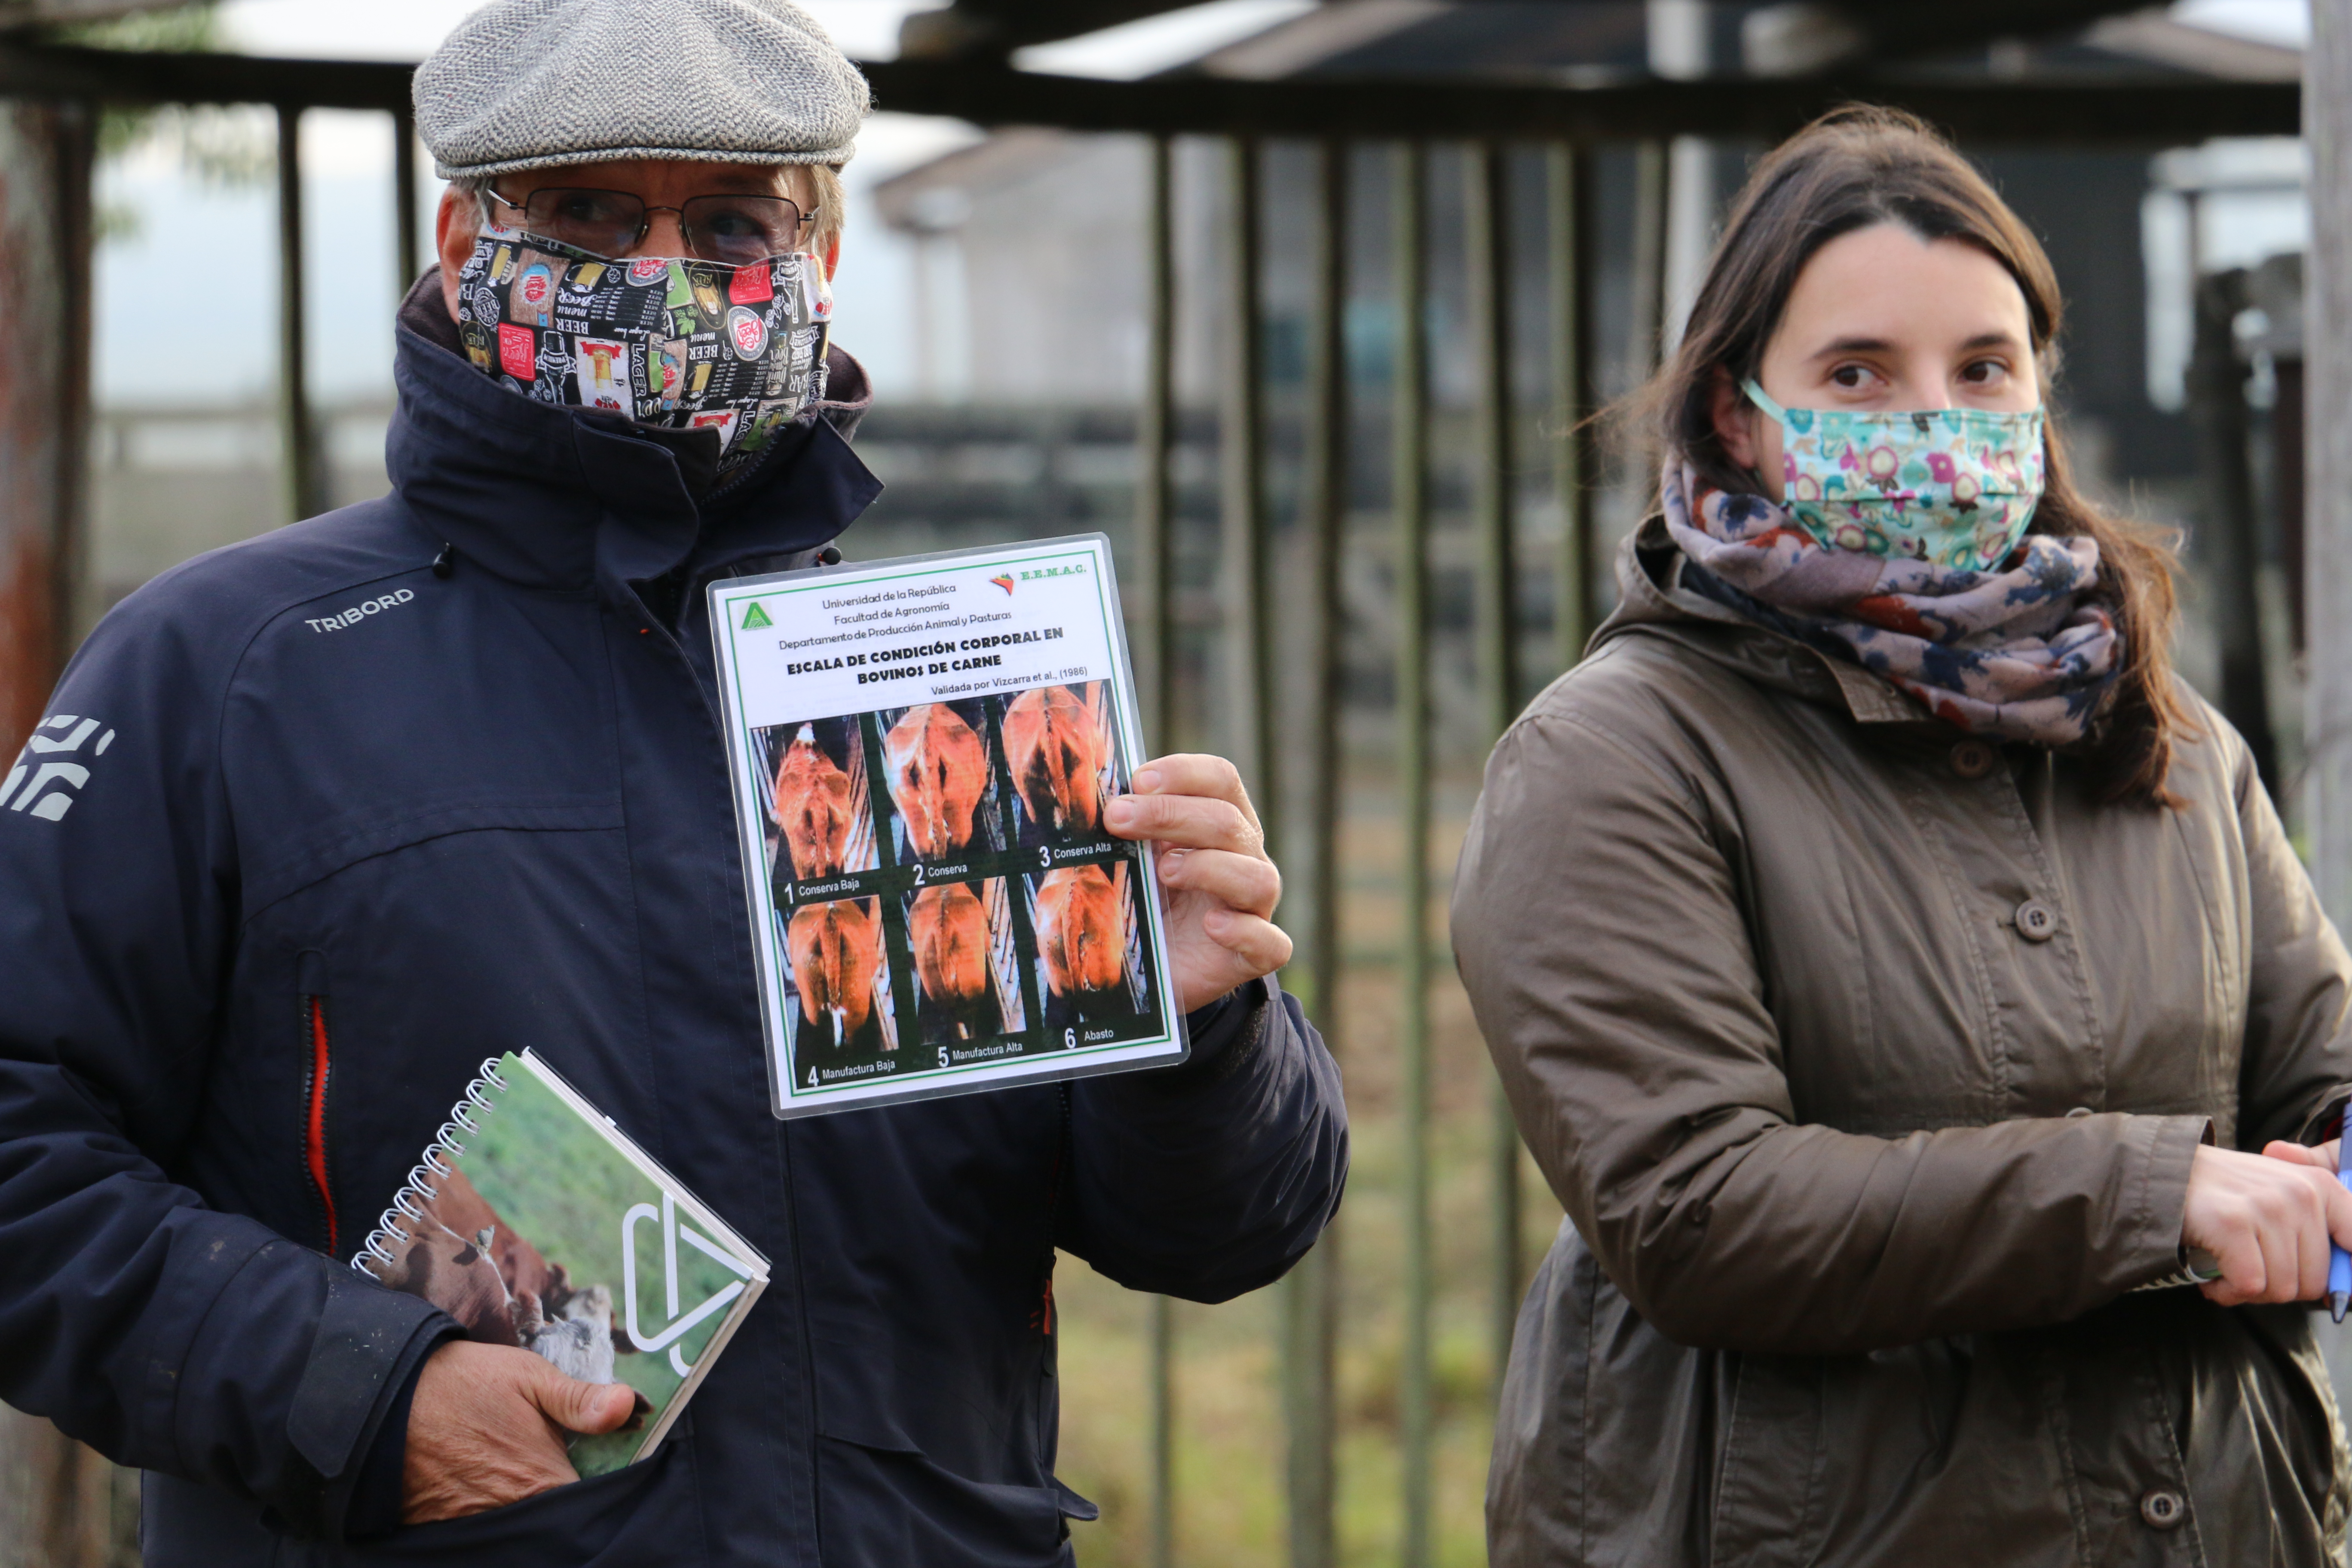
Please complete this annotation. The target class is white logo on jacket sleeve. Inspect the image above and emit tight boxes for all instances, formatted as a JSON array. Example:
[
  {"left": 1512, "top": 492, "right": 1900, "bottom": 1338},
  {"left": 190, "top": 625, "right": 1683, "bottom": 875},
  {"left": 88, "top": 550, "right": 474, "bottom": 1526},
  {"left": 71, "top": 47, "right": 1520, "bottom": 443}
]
[{"left": 3, "top": 714, "right": 114, "bottom": 821}]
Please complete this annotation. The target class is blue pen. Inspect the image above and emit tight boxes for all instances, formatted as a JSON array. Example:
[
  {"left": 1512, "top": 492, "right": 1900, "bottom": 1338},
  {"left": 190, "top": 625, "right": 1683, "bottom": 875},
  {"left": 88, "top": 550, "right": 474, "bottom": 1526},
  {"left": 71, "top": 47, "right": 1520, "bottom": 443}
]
[{"left": 2332, "top": 1120, "right": 2352, "bottom": 1323}]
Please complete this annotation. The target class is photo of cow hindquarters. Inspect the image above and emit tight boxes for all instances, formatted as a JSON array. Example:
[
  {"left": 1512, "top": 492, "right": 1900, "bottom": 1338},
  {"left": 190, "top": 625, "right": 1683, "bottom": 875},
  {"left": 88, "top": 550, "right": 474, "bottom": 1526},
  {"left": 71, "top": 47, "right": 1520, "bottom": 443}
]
[
  {"left": 1001, "top": 681, "right": 1113, "bottom": 840},
  {"left": 784, "top": 895, "right": 894, "bottom": 1055},
  {"left": 773, "top": 725, "right": 851, "bottom": 878},
  {"left": 879, "top": 700, "right": 1004, "bottom": 863},
  {"left": 754, "top": 714, "right": 878, "bottom": 900},
  {"left": 1031, "top": 859, "right": 1153, "bottom": 1034},
  {"left": 906, "top": 876, "right": 1027, "bottom": 1047}
]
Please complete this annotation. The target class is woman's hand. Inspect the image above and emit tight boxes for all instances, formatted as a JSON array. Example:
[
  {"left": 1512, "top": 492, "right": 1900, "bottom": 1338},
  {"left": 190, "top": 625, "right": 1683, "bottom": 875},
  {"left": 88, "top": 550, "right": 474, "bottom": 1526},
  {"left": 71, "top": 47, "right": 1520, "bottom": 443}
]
[
  {"left": 2181, "top": 1141, "right": 2352, "bottom": 1307},
  {"left": 1104, "top": 754, "right": 1289, "bottom": 1014}
]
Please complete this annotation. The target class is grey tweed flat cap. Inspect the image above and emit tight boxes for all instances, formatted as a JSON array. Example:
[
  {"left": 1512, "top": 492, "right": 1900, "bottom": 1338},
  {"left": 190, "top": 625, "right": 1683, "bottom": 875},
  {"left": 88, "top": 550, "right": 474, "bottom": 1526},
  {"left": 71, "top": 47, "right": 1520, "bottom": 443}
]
[{"left": 415, "top": 0, "right": 870, "bottom": 179}]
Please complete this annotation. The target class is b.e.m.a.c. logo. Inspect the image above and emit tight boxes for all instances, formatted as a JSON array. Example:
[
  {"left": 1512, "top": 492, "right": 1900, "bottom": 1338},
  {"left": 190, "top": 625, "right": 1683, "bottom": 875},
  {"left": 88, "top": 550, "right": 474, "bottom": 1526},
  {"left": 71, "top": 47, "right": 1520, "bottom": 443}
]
[{"left": 989, "top": 564, "right": 1089, "bottom": 595}]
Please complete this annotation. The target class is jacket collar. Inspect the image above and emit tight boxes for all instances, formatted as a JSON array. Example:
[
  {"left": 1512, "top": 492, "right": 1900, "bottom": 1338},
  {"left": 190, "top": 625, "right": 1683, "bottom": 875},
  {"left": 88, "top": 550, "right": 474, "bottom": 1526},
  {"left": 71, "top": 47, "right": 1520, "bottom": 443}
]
[
  {"left": 1593, "top": 515, "right": 1933, "bottom": 728},
  {"left": 384, "top": 273, "right": 880, "bottom": 594}
]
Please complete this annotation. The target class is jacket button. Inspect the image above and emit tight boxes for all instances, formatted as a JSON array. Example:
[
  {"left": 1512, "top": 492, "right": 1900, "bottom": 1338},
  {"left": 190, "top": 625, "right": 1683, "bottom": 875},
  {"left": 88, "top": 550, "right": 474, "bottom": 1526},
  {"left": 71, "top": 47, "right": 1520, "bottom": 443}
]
[
  {"left": 1949, "top": 740, "right": 1997, "bottom": 779},
  {"left": 2015, "top": 900, "right": 2058, "bottom": 942},
  {"left": 2139, "top": 1488, "right": 2187, "bottom": 1530}
]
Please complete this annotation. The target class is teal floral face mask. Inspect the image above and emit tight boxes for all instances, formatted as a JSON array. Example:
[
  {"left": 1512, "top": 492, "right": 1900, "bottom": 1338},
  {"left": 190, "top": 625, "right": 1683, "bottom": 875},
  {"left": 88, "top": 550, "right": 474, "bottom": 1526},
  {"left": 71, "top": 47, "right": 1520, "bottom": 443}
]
[{"left": 1742, "top": 379, "right": 2046, "bottom": 573}]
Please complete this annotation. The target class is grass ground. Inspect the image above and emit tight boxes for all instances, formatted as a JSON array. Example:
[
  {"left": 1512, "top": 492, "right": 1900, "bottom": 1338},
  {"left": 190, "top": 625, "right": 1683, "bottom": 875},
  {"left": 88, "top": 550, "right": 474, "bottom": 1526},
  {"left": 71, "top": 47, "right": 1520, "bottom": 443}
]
[{"left": 1050, "top": 790, "right": 1568, "bottom": 1567}]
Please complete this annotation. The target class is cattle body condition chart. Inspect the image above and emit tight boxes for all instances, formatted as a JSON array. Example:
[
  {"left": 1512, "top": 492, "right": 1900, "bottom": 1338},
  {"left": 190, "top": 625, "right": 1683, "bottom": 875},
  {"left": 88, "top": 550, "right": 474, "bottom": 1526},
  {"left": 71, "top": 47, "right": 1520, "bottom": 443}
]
[{"left": 712, "top": 536, "right": 1186, "bottom": 1118}]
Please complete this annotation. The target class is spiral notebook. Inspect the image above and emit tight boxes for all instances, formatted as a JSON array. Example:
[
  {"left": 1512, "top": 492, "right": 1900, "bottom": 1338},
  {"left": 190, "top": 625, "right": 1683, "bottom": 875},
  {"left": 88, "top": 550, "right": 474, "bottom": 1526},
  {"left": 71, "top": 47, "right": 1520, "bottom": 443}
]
[{"left": 350, "top": 1051, "right": 769, "bottom": 1476}]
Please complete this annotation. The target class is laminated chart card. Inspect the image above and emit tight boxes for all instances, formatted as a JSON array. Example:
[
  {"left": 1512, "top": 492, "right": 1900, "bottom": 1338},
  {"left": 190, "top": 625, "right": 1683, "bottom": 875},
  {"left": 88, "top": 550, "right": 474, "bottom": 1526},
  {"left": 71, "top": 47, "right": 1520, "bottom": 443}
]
[{"left": 710, "top": 534, "right": 1188, "bottom": 1118}]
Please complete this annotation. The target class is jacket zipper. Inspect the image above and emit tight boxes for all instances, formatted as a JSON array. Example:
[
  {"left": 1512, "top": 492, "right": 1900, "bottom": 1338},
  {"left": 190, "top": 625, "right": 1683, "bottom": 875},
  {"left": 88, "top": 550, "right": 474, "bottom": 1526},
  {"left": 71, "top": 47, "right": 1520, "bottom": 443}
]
[{"left": 300, "top": 995, "right": 338, "bottom": 1255}]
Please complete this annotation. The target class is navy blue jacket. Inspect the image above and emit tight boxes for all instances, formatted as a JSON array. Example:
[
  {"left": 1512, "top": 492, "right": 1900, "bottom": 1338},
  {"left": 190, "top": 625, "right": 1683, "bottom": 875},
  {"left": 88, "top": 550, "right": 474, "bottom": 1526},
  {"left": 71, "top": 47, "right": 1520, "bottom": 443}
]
[{"left": 0, "top": 306, "right": 1348, "bottom": 1566}]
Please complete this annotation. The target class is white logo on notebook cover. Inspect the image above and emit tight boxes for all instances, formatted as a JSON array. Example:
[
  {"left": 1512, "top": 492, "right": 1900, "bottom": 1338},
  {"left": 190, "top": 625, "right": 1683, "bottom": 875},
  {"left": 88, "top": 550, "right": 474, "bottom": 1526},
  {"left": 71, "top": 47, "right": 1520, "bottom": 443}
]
[
  {"left": 4, "top": 714, "right": 114, "bottom": 822},
  {"left": 622, "top": 1191, "right": 756, "bottom": 1377}
]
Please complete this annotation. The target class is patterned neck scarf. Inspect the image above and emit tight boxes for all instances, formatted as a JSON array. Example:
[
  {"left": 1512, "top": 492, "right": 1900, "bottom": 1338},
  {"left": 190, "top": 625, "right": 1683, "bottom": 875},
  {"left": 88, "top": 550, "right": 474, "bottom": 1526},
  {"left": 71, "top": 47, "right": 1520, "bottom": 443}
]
[{"left": 1660, "top": 460, "right": 2120, "bottom": 745}]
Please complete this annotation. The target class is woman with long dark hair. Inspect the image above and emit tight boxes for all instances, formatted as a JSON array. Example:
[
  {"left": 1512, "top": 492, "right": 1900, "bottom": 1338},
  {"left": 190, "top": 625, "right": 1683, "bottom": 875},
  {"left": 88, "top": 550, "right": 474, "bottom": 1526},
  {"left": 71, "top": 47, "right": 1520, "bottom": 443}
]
[{"left": 1455, "top": 106, "right": 2352, "bottom": 1563}]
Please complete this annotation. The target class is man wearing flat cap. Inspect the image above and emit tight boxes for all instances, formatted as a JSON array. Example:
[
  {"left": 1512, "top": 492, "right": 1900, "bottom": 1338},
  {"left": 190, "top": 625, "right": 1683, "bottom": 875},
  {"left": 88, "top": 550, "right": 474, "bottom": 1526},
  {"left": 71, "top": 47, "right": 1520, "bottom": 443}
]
[{"left": 0, "top": 1, "right": 1347, "bottom": 1562}]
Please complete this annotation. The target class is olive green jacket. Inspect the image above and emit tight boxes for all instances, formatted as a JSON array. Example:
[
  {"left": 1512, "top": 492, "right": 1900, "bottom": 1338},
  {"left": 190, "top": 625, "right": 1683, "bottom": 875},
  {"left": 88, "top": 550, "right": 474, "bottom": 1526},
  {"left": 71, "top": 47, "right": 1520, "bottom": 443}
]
[{"left": 1453, "top": 520, "right": 2352, "bottom": 1567}]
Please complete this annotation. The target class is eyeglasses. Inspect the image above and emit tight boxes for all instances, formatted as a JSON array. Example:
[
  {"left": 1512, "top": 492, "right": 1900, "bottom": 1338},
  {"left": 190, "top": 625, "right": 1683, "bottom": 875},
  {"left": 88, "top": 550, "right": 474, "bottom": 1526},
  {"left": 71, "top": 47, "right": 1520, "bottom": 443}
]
[{"left": 482, "top": 187, "right": 817, "bottom": 267}]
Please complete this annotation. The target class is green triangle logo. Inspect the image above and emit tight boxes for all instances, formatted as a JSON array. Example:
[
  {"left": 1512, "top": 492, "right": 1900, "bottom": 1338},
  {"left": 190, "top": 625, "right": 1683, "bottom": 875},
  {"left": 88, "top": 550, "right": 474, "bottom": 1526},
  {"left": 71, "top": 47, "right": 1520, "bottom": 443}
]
[{"left": 742, "top": 602, "right": 772, "bottom": 629}]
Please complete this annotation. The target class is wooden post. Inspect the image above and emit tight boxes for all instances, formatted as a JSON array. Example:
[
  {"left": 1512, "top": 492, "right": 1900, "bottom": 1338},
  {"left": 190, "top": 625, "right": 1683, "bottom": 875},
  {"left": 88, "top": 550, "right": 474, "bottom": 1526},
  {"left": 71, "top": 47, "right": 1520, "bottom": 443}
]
[
  {"left": 2306, "top": 0, "right": 2352, "bottom": 1426},
  {"left": 0, "top": 92, "right": 114, "bottom": 1568},
  {"left": 0, "top": 1403, "right": 119, "bottom": 1568},
  {"left": 0, "top": 98, "right": 92, "bottom": 764},
  {"left": 2310, "top": 0, "right": 2352, "bottom": 924}
]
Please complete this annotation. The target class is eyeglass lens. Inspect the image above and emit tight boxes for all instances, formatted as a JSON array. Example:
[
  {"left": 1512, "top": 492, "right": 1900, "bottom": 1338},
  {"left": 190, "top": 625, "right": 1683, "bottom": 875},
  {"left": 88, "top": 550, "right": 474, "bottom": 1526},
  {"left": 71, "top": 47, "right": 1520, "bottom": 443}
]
[{"left": 518, "top": 189, "right": 810, "bottom": 266}]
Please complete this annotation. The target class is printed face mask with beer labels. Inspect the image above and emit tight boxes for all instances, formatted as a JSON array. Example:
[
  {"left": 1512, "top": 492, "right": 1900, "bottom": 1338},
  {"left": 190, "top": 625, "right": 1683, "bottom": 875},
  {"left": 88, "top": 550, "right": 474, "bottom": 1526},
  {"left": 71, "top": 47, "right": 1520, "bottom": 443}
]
[
  {"left": 1741, "top": 378, "right": 2047, "bottom": 573},
  {"left": 456, "top": 220, "right": 831, "bottom": 473}
]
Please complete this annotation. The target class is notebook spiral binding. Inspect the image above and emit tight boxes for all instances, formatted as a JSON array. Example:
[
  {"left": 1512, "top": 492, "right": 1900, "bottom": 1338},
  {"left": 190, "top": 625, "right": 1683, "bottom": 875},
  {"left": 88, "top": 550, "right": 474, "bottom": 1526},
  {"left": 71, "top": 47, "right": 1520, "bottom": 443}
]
[{"left": 350, "top": 1056, "right": 509, "bottom": 1276}]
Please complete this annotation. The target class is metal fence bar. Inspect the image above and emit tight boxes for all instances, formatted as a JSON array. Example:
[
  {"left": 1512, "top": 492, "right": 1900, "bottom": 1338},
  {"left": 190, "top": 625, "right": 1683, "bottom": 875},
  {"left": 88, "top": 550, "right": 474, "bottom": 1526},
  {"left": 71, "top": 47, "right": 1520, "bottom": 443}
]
[
  {"left": 2189, "top": 266, "right": 2281, "bottom": 793},
  {"left": 1628, "top": 140, "right": 1669, "bottom": 384},
  {"left": 1465, "top": 139, "right": 1525, "bottom": 1394},
  {"left": 1139, "top": 135, "right": 1178, "bottom": 760},
  {"left": 392, "top": 105, "right": 419, "bottom": 297},
  {"left": 1135, "top": 130, "right": 1179, "bottom": 1568},
  {"left": 1148, "top": 1294, "right": 1175, "bottom": 1568},
  {"left": 0, "top": 42, "right": 2306, "bottom": 142},
  {"left": 1550, "top": 145, "right": 1599, "bottom": 671},
  {"left": 1284, "top": 134, "right": 1348, "bottom": 1568},
  {"left": 1467, "top": 141, "right": 1518, "bottom": 736},
  {"left": 1392, "top": 136, "right": 1434, "bottom": 1568},
  {"left": 275, "top": 105, "right": 323, "bottom": 523},
  {"left": 1222, "top": 136, "right": 1276, "bottom": 839}
]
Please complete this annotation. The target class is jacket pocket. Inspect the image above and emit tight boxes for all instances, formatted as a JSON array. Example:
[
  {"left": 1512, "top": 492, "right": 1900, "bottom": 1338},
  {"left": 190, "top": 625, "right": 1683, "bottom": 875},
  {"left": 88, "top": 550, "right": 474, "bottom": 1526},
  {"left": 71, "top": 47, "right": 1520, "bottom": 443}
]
[
  {"left": 315, "top": 1444, "right": 686, "bottom": 1566},
  {"left": 1710, "top": 1352, "right": 1825, "bottom": 1565},
  {"left": 815, "top": 1432, "right": 1091, "bottom": 1568},
  {"left": 810, "top": 1328, "right": 1093, "bottom": 1565}
]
